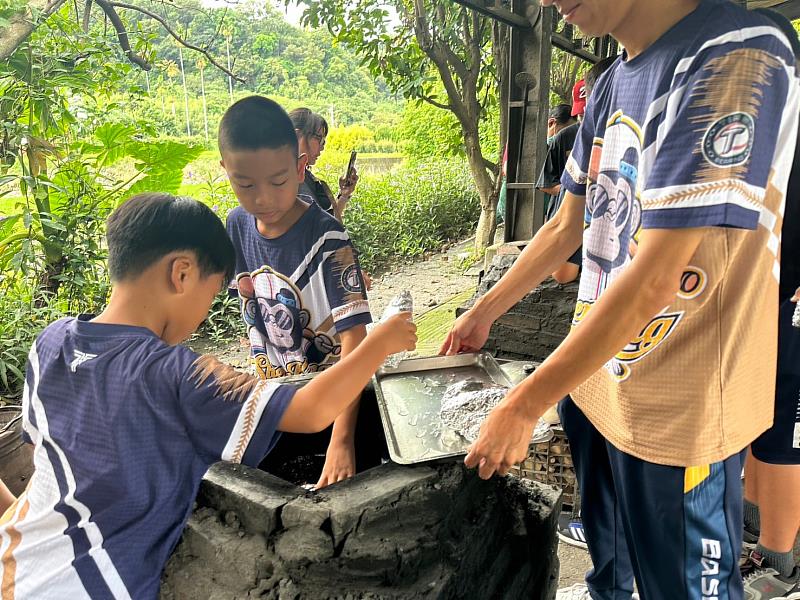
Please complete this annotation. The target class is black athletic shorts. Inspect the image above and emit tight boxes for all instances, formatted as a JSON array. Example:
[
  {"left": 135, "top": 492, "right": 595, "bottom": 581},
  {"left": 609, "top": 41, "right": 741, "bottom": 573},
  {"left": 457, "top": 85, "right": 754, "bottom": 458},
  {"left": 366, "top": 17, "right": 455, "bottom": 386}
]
[{"left": 751, "top": 299, "right": 800, "bottom": 465}]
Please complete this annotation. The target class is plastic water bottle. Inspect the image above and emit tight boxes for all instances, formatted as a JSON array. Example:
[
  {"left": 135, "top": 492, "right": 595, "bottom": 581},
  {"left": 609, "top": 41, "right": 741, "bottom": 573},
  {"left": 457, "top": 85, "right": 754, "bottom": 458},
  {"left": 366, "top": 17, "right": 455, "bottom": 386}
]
[{"left": 379, "top": 291, "right": 413, "bottom": 368}]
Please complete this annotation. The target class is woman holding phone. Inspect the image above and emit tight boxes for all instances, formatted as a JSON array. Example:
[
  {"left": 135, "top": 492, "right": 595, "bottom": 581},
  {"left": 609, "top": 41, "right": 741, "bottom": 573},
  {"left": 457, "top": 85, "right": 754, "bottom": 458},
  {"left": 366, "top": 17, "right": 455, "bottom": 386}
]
[
  {"left": 290, "top": 107, "right": 370, "bottom": 289},
  {"left": 289, "top": 108, "right": 358, "bottom": 223}
]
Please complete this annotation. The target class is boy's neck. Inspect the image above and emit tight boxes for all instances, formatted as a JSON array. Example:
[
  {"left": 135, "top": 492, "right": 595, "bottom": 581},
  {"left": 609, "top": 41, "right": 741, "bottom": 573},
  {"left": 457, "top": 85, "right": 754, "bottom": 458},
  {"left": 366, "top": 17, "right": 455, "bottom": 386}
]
[
  {"left": 615, "top": 0, "right": 701, "bottom": 60},
  {"left": 92, "top": 288, "right": 168, "bottom": 340},
  {"left": 256, "top": 196, "right": 309, "bottom": 239}
]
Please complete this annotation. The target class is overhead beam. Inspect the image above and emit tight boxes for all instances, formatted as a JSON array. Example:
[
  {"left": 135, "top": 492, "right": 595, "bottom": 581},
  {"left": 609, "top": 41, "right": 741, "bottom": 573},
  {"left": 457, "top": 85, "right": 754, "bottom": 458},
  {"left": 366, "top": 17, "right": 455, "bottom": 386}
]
[
  {"left": 448, "top": 0, "right": 532, "bottom": 28},
  {"left": 551, "top": 31, "right": 605, "bottom": 63}
]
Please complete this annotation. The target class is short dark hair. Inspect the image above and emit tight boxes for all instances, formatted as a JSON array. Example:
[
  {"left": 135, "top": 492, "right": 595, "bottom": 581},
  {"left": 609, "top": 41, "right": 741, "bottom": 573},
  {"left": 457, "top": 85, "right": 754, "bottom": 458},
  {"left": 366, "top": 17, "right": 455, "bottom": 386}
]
[
  {"left": 548, "top": 104, "right": 574, "bottom": 125},
  {"left": 585, "top": 55, "right": 619, "bottom": 95},
  {"left": 218, "top": 96, "right": 298, "bottom": 156},
  {"left": 289, "top": 107, "right": 329, "bottom": 140},
  {"left": 106, "top": 193, "right": 235, "bottom": 283}
]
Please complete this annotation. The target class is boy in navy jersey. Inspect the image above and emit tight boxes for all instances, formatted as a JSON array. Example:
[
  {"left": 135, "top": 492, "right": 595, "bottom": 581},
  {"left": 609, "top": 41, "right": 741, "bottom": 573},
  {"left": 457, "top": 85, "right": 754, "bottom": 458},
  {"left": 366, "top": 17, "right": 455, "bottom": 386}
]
[{"left": 0, "top": 193, "right": 415, "bottom": 599}]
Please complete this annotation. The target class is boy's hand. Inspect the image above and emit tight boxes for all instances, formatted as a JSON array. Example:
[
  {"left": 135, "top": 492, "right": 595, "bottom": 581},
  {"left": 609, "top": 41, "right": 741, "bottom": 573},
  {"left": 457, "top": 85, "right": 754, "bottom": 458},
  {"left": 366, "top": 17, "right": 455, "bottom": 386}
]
[
  {"left": 316, "top": 439, "right": 356, "bottom": 489},
  {"left": 371, "top": 312, "right": 417, "bottom": 356},
  {"left": 439, "top": 309, "right": 493, "bottom": 356},
  {"left": 792, "top": 286, "right": 799, "bottom": 303}
]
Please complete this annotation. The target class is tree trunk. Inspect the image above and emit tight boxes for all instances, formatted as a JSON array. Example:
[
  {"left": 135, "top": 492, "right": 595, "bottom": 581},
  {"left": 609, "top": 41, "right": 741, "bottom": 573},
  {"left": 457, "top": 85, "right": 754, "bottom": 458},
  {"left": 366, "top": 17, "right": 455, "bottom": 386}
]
[
  {"left": 178, "top": 47, "right": 191, "bottom": 136},
  {"left": 226, "top": 36, "right": 234, "bottom": 102},
  {"left": 462, "top": 127, "right": 497, "bottom": 249},
  {"left": 200, "top": 65, "right": 209, "bottom": 142}
]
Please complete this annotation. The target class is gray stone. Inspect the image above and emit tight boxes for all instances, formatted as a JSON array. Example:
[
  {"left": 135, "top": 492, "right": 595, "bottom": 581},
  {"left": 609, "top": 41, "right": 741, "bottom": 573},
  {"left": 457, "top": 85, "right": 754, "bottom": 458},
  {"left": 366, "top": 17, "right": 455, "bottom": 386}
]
[
  {"left": 199, "top": 462, "right": 298, "bottom": 536},
  {"left": 281, "top": 496, "right": 331, "bottom": 529},
  {"left": 460, "top": 254, "right": 578, "bottom": 363},
  {"left": 316, "top": 463, "right": 438, "bottom": 544},
  {"left": 275, "top": 525, "right": 334, "bottom": 563},
  {"left": 162, "top": 431, "right": 560, "bottom": 600}
]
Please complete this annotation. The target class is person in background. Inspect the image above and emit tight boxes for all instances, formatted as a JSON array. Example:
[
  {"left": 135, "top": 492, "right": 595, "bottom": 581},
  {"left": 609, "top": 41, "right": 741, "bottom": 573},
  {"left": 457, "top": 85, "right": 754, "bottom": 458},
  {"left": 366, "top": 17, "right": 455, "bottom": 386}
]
[
  {"left": 571, "top": 79, "right": 586, "bottom": 122},
  {"left": 538, "top": 104, "right": 578, "bottom": 205},
  {"left": 538, "top": 58, "right": 617, "bottom": 286},
  {"left": 738, "top": 9, "right": 800, "bottom": 598},
  {"left": 550, "top": 54, "right": 620, "bottom": 555},
  {"left": 290, "top": 108, "right": 358, "bottom": 223},
  {"left": 289, "top": 107, "right": 372, "bottom": 290}
]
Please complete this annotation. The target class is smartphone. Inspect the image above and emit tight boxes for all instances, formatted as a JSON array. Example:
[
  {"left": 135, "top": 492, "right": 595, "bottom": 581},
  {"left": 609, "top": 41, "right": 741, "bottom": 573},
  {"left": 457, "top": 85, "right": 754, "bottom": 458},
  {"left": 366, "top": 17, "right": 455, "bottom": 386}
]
[{"left": 344, "top": 151, "right": 357, "bottom": 183}]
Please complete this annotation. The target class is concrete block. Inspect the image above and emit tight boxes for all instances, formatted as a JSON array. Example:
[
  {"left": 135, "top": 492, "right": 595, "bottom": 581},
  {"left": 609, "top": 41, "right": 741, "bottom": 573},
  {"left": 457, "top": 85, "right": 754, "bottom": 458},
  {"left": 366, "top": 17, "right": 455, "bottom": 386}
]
[
  {"left": 199, "top": 462, "right": 299, "bottom": 536},
  {"left": 275, "top": 525, "right": 334, "bottom": 563}
]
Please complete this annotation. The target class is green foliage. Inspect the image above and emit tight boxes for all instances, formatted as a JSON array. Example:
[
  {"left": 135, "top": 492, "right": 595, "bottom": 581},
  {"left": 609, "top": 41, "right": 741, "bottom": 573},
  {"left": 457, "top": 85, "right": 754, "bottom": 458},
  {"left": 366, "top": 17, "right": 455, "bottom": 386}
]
[
  {"left": 0, "top": 11, "right": 200, "bottom": 399},
  {"left": 327, "top": 124, "right": 376, "bottom": 153},
  {"left": 0, "top": 291, "right": 63, "bottom": 397},
  {"left": 399, "top": 96, "right": 500, "bottom": 163},
  {"left": 195, "top": 293, "right": 241, "bottom": 345},
  {"left": 115, "top": 0, "right": 401, "bottom": 137},
  {"left": 399, "top": 101, "right": 462, "bottom": 158},
  {"left": 341, "top": 160, "right": 480, "bottom": 272}
]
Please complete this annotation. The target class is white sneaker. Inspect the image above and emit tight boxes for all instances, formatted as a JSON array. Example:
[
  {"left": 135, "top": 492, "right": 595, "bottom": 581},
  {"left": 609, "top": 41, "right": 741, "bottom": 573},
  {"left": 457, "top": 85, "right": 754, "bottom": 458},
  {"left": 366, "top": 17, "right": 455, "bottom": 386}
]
[
  {"left": 556, "top": 584, "right": 592, "bottom": 600},
  {"left": 555, "top": 582, "right": 640, "bottom": 599}
]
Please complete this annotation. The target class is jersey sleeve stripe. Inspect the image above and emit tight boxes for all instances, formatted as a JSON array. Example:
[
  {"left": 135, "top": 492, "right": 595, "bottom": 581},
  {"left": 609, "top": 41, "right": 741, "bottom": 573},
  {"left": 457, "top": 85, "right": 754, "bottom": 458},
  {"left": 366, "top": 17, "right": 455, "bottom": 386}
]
[
  {"left": 289, "top": 230, "right": 350, "bottom": 282},
  {"left": 674, "top": 25, "right": 796, "bottom": 77},
  {"left": 221, "top": 382, "right": 280, "bottom": 464},
  {"left": 641, "top": 179, "right": 765, "bottom": 212}
]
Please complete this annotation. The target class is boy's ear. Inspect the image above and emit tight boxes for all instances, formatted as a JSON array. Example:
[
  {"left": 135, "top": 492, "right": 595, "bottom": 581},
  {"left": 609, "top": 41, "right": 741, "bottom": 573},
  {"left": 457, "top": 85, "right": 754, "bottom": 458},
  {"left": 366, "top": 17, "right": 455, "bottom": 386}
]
[
  {"left": 168, "top": 254, "right": 195, "bottom": 294},
  {"left": 219, "top": 158, "right": 226, "bottom": 169}
]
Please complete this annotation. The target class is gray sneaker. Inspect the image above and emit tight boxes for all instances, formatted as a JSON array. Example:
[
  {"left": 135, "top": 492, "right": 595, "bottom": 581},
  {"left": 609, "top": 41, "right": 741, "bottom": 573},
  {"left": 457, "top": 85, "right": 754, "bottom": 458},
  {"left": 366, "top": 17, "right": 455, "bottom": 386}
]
[{"left": 743, "top": 566, "right": 800, "bottom": 599}]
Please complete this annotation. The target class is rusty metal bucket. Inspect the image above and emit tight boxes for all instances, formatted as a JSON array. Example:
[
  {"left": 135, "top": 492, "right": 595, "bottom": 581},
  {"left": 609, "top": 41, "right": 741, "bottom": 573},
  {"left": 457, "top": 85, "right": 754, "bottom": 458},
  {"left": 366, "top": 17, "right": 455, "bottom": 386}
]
[{"left": 0, "top": 406, "right": 34, "bottom": 496}]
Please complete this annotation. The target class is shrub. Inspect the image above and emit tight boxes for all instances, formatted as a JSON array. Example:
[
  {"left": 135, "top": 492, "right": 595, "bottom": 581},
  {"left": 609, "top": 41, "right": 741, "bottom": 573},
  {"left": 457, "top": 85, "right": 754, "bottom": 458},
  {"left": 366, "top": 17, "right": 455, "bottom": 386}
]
[{"left": 340, "top": 160, "right": 480, "bottom": 272}]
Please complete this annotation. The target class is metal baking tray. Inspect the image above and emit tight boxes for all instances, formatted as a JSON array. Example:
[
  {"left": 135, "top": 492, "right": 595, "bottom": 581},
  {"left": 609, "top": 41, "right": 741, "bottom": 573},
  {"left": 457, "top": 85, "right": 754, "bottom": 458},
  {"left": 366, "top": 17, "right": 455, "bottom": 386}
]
[{"left": 373, "top": 352, "right": 513, "bottom": 465}]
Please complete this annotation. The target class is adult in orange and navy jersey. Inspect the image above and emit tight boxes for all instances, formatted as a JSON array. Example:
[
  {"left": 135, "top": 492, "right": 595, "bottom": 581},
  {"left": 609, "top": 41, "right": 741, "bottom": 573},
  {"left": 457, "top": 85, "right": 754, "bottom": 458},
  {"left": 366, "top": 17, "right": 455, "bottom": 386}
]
[{"left": 441, "top": 0, "right": 799, "bottom": 597}]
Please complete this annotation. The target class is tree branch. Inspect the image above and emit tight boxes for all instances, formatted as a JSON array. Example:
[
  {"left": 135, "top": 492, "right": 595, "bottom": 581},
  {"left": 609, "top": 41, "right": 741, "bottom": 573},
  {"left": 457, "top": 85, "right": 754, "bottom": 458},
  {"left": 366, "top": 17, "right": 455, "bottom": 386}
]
[
  {"left": 93, "top": 0, "right": 150, "bottom": 69},
  {"left": 109, "top": 1, "right": 245, "bottom": 82},
  {"left": 0, "top": 0, "right": 68, "bottom": 60},
  {"left": 420, "top": 95, "right": 451, "bottom": 111}
]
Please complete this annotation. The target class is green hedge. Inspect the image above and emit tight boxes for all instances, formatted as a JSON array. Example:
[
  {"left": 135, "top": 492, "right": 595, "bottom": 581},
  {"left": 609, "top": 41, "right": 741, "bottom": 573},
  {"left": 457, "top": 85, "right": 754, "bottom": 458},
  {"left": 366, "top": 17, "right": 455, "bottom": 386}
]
[
  {"left": 198, "top": 158, "right": 480, "bottom": 274},
  {"left": 324, "top": 160, "right": 480, "bottom": 272}
]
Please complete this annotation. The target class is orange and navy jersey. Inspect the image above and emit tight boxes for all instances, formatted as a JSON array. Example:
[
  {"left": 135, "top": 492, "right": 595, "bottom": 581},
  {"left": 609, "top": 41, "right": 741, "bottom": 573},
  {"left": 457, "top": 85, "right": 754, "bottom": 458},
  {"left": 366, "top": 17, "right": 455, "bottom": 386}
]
[{"left": 561, "top": 0, "right": 799, "bottom": 466}]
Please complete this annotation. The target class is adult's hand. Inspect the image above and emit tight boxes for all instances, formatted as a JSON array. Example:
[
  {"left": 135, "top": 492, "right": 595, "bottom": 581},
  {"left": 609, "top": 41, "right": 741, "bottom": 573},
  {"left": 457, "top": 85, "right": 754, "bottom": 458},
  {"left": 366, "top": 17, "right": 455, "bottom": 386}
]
[
  {"left": 339, "top": 167, "right": 359, "bottom": 201},
  {"left": 464, "top": 387, "right": 540, "bottom": 479},
  {"left": 439, "top": 308, "right": 494, "bottom": 355}
]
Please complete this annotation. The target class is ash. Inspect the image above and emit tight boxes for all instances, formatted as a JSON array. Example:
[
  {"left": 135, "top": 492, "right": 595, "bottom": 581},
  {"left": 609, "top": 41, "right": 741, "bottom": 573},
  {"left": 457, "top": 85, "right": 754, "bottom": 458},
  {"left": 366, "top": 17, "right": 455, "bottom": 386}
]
[{"left": 439, "top": 379, "right": 552, "bottom": 443}]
